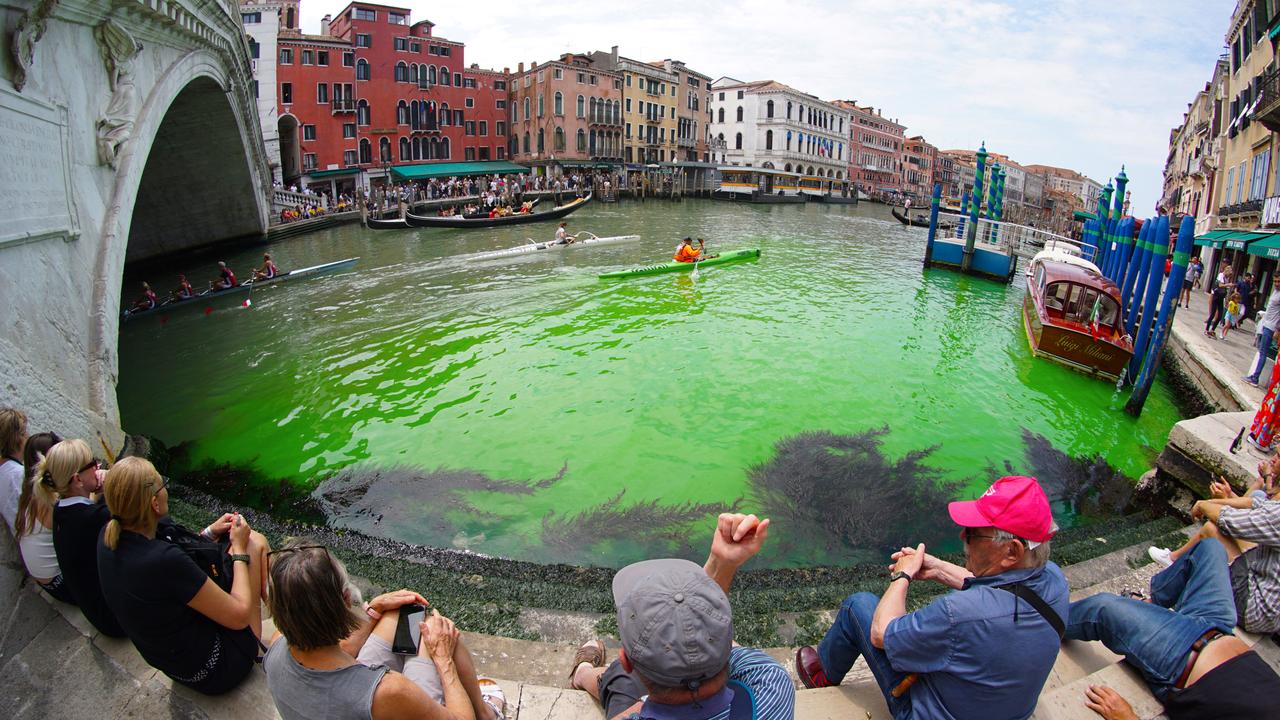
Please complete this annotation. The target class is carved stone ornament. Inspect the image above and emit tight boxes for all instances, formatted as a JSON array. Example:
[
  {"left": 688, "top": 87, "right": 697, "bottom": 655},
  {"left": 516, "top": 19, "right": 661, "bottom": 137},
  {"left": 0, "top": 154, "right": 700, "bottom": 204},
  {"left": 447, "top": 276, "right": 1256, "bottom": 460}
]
[
  {"left": 94, "top": 20, "right": 143, "bottom": 170},
  {"left": 10, "top": 0, "right": 59, "bottom": 92}
]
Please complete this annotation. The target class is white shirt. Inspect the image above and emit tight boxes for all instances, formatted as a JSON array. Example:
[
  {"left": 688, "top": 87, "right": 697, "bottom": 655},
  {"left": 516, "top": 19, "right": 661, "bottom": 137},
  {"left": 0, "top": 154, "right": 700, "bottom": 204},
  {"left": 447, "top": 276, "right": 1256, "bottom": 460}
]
[
  {"left": 555, "top": 227, "right": 567, "bottom": 242},
  {"left": 19, "top": 521, "right": 60, "bottom": 580},
  {"left": 1263, "top": 290, "right": 1280, "bottom": 332},
  {"left": 0, "top": 458, "right": 23, "bottom": 536}
]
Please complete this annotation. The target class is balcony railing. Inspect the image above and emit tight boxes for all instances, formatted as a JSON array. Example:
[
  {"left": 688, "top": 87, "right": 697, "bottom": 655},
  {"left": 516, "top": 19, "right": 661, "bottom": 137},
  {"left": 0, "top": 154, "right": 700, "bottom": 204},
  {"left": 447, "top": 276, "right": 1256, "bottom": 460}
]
[
  {"left": 331, "top": 98, "right": 355, "bottom": 113},
  {"left": 1254, "top": 67, "right": 1280, "bottom": 133},
  {"left": 677, "top": 136, "right": 696, "bottom": 148},
  {"left": 1220, "top": 198, "right": 1264, "bottom": 216}
]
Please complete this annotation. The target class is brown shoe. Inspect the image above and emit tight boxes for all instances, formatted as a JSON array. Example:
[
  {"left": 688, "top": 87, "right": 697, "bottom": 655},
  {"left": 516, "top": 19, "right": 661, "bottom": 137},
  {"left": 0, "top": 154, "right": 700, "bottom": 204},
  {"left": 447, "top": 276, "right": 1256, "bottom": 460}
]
[
  {"left": 795, "top": 645, "right": 834, "bottom": 689},
  {"left": 568, "top": 639, "right": 606, "bottom": 689}
]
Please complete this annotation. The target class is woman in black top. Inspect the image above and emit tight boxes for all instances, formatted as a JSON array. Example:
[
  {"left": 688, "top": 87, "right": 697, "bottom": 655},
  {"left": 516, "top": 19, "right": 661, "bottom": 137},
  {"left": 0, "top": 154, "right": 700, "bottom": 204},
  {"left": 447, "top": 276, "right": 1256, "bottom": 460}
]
[
  {"left": 98, "top": 457, "right": 270, "bottom": 695},
  {"left": 38, "top": 439, "right": 125, "bottom": 637}
]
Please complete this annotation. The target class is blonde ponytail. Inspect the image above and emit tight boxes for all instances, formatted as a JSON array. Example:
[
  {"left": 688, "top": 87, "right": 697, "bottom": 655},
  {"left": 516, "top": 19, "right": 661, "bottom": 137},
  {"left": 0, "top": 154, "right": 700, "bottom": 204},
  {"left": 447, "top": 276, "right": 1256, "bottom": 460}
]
[
  {"left": 101, "top": 457, "right": 162, "bottom": 550},
  {"left": 33, "top": 439, "right": 93, "bottom": 513}
]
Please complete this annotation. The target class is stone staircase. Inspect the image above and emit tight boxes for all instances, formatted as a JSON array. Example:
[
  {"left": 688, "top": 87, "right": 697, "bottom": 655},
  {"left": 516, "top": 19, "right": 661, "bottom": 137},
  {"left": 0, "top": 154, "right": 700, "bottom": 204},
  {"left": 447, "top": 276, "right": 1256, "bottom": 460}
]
[{"left": 7, "top": 522, "right": 1278, "bottom": 720}]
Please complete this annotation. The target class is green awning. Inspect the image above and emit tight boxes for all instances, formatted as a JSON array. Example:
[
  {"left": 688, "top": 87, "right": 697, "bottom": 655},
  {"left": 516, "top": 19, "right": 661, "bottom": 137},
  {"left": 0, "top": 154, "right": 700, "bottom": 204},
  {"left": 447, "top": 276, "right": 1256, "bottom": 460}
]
[
  {"left": 1270, "top": 19, "right": 1280, "bottom": 39},
  {"left": 1223, "top": 231, "right": 1273, "bottom": 250},
  {"left": 558, "top": 160, "right": 617, "bottom": 169},
  {"left": 390, "top": 161, "right": 530, "bottom": 182},
  {"left": 306, "top": 167, "right": 361, "bottom": 178},
  {"left": 1073, "top": 210, "right": 1095, "bottom": 222},
  {"left": 1246, "top": 232, "right": 1280, "bottom": 258},
  {"left": 1194, "top": 229, "right": 1238, "bottom": 248}
]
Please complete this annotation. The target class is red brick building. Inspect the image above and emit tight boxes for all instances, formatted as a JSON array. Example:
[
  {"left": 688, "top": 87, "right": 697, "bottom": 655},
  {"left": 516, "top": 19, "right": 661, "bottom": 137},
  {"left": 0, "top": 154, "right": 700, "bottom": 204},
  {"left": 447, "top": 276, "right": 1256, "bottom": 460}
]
[
  {"left": 275, "top": 1, "right": 508, "bottom": 191},
  {"left": 833, "top": 100, "right": 904, "bottom": 196}
]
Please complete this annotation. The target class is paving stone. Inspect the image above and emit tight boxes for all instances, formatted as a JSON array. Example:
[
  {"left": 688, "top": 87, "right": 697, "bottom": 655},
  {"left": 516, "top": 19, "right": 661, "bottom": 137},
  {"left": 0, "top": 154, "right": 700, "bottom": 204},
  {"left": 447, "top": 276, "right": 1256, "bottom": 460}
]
[
  {"left": 793, "top": 685, "right": 888, "bottom": 719},
  {"left": 0, "top": 585, "right": 58, "bottom": 667},
  {"left": 465, "top": 631, "right": 583, "bottom": 689},
  {"left": 511, "top": 681, "right": 604, "bottom": 719},
  {"left": 1033, "top": 661, "right": 1163, "bottom": 720}
]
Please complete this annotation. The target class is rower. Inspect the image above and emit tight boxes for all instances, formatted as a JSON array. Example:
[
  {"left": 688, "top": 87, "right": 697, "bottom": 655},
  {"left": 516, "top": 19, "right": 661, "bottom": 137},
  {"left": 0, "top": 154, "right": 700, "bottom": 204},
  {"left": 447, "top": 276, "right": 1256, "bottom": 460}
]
[
  {"left": 673, "top": 237, "right": 704, "bottom": 263},
  {"left": 132, "top": 282, "right": 158, "bottom": 311},
  {"left": 253, "top": 253, "right": 279, "bottom": 281},
  {"left": 173, "top": 274, "right": 195, "bottom": 300},
  {"left": 212, "top": 261, "right": 238, "bottom": 290},
  {"left": 554, "top": 222, "right": 574, "bottom": 245}
]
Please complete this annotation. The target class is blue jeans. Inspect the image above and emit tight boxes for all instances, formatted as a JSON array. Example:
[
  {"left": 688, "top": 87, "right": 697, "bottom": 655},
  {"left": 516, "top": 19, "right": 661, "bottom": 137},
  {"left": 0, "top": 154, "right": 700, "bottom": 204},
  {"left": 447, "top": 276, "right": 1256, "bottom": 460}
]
[
  {"left": 818, "top": 592, "right": 912, "bottom": 720},
  {"left": 1247, "top": 325, "right": 1275, "bottom": 383},
  {"left": 1066, "top": 541, "right": 1237, "bottom": 699}
]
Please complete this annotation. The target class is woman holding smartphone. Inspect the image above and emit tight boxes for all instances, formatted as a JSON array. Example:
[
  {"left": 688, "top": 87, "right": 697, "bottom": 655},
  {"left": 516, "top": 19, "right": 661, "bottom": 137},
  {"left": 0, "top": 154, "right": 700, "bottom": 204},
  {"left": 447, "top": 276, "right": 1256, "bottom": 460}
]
[
  {"left": 97, "top": 457, "right": 270, "bottom": 695},
  {"left": 263, "top": 539, "right": 503, "bottom": 720}
]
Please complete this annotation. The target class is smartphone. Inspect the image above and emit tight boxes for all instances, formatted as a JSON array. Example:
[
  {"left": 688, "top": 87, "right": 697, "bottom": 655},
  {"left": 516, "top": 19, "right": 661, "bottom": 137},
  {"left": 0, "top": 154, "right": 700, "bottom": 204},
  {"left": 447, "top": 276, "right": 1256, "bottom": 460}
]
[{"left": 392, "top": 604, "right": 427, "bottom": 654}]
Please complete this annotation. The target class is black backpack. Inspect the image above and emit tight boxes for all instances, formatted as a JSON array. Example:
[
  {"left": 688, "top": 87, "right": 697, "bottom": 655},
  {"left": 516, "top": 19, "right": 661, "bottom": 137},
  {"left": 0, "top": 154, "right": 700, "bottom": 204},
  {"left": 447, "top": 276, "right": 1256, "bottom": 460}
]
[{"left": 157, "top": 518, "right": 234, "bottom": 592}]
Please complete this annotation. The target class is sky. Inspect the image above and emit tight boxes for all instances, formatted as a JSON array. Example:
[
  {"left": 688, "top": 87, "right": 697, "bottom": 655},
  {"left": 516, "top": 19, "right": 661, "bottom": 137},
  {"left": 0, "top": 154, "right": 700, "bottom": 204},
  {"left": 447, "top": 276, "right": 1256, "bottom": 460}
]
[{"left": 298, "top": 0, "right": 1236, "bottom": 214}]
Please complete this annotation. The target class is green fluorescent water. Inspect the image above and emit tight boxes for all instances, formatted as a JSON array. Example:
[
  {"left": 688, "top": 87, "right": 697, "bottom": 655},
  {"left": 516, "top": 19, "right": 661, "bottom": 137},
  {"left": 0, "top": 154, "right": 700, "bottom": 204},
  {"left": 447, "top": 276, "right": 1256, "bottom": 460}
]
[{"left": 117, "top": 200, "right": 1182, "bottom": 567}]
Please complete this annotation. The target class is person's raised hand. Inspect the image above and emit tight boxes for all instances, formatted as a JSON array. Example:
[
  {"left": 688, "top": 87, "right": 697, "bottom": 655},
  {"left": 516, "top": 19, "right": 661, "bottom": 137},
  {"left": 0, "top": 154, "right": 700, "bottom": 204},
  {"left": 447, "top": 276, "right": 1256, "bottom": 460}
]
[
  {"left": 709, "top": 513, "right": 770, "bottom": 569},
  {"left": 208, "top": 512, "right": 237, "bottom": 537},
  {"left": 228, "top": 513, "right": 251, "bottom": 553},
  {"left": 1083, "top": 684, "right": 1139, "bottom": 720},
  {"left": 890, "top": 546, "right": 938, "bottom": 582},
  {"left": 366, "top": 589, "right": 429, "bottom": 620},
  {"left": 420, "top": 609, "right": 459, "bottom": 662},
  {"left": 891, "top": 544, "right": 926, "bottom": 579}
]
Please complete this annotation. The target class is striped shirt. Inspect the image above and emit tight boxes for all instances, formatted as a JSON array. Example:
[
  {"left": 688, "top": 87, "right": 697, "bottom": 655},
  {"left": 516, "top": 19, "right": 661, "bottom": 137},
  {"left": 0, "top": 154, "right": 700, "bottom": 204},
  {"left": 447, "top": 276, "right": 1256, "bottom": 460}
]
[
  {"left": 628, "top": 647, "right": 795, "bottom": 720},
  {"left": 1218, "top": 498, "right": 1280, "bottom": 633}
]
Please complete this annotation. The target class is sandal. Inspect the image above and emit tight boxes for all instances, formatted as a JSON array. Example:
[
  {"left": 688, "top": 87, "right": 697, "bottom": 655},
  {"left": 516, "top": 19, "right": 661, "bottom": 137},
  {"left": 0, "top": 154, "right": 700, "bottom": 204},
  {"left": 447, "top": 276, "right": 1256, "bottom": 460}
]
[
  {"left": 477, "top": 677, "right": 507, "bottom": 720},
  {"left": 568, "top": 638, "right": 606, "bottom": 688}
]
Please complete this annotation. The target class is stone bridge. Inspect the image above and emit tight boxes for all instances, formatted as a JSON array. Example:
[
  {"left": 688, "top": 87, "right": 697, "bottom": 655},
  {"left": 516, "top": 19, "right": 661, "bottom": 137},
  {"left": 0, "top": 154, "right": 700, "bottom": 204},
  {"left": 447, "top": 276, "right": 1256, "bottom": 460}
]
[{"left": 1, "top": 0, "right": 270, "bottom": 445}]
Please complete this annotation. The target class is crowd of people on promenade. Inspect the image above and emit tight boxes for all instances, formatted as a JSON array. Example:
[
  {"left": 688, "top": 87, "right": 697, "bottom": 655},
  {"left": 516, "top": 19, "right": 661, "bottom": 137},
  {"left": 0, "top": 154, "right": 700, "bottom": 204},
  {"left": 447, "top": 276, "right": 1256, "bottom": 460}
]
[{"left": 6, "top": 400, "right": 1280, "bottom": 719}]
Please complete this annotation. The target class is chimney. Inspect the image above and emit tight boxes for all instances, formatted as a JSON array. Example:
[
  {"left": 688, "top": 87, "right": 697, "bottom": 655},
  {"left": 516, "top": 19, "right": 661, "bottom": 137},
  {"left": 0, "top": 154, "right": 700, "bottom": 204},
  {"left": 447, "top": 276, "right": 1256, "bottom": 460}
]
[
  {"left": 320, "top": 13, "right": 331, "bottom": 35},
  {"left": 611, "top": 45, "right": 618, "bottom": 65},
  {"left": 518, "top": 62, "right": 524, "bottom": 73},
  {"left": 531, "top": 60, "right": 538, "bottom": 70},
  {"left": 503, "top": 67, "right": 510, "bottom": 74}
]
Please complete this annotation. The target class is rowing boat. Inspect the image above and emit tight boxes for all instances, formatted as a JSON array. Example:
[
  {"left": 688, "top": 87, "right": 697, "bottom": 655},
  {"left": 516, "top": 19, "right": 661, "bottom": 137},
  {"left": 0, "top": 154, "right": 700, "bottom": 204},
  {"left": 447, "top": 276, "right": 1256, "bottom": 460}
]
[
  {"left": 598, "top": 249, "right": 761, "bottom": 279},
  {"left": 404, "top": 193, "right": 591, "bottom": 229},
  {"left": 467, "top": 232, "right": 641, "bottom": 262},
  {"left": 122, "top": 257, "right": 360, "bottom": 320}
]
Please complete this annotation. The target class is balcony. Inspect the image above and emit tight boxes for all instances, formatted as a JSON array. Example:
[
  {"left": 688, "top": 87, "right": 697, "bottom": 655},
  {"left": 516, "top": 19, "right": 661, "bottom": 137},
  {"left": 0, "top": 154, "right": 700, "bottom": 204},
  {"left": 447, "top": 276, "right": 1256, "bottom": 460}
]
[
  {"left": 1254, "top": 68, "right": 1280, "bottom": 133},
  {"left": 677, "top": 136, "right": 695, "bottom": 148},
  {"left": 1219, "top": 198, "right": 1264, "bottom": 217},
  {"left": 588, "top": 112, "right": 621, "bottom": 126},
  {"left": 331, "top": 98, "right": 355, "bottom": 113}
]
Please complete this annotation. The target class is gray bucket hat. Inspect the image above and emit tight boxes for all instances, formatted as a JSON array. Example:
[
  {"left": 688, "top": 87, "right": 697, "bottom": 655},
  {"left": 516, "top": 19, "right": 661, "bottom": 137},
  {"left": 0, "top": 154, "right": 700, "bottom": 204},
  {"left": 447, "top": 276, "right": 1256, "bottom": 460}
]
[{"left": 612, "top": 558, "right": 733, "bottom": 689}]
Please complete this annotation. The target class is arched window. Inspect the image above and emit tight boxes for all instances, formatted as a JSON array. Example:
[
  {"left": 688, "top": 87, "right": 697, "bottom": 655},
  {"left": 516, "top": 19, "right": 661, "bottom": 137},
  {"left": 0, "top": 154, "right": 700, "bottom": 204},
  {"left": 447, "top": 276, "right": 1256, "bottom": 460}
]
[
  {"left": 523, "top": 97, "right": 531, "bottom": 121},
  {"left": 577, "top": 128, "right": 586, "bottom": 152},
  {"left": 589, "top": 129, "right": 597, "bottom": 156},
  {"left": 523, "top": 132, "right": 530, "bottom": 154},
  {"left": 440, "top": 102, "right": 450, "bottom": 126},
  {"left": 509, "top": 136, "right": 518, "bottom": 157},
  {"left": 786, "top": 131, "right": 792, "bottom": 151},
  {"left": 412, "top": 137, "right": 421, "bottom": 160},
  {"left": 537, "top": 93, "right": 544, "bottom": 117},
  {"left": 735, "top": 132, "right": 742, "bottom": 149},
  {"left": 836, "top": 171, "right": 842, "bottom": 180},
  {"left": 429, "top": 66, "right": 437, "bottom": 84},
  {"left": 589, "top": 97, "right": 597, "bottom": 121},
  {"left": 537, "top": 128, "right": 545, "bottom": 153},
  {"left": 555, "top": 127, "right": 565, "bottom": 151},
  {"left": 807, "top": 165, "right": 814, "bottom": 175},
  {"left": 717, "top": 132, "right": 724, "bottom": 144},
  {"left": 577, "top": 94, "right": 585, "bottom": 118},
  {"left": 395, "top": 62, "right": 407, "bottom": 82},
  {"left": 397, "top": 100, "right": 408, "bottom": 125},
  {"left": 356, "top": 58, "right": 370, "bottom": 81},
  {"left": 410, "top": 64, "right": 418, "bottom": 83},
  {"left": 359, "top": 138, "right": 371, "bottom": 164},
  {"left": 439, "top": 137, "right": 450, "bottom": 159},
  {"left": 379, "top": 137, "right": 391, "bottom": 162},
  {"left": 554, "top": 91, "right": 563, "bottom": 116},
  {"left": 399, "top": 137, "right": 409, "bottom": 161},
  {"left": 787, "top": 101, "right": 792, "bottom": 119},
  {"left": 765, "top": 129, "right": 773, "bottom": 150},
  {"left": 357, "top": 99, "right": 370, "bottom": 126},
  {"left": 717, "top": 108, "right": 724, "bottom": 123},
  {"left": 766, "top": 100, "right": 774, "bottom": 118},
  {"left": 439, "top": 66, "right": 450, "bottom": 85},
  {"left": 785, "top": 163, "right": 792, "bottom": 172},
  {"left": 736, "top": 106, "right": 743, "bottom": 122}
]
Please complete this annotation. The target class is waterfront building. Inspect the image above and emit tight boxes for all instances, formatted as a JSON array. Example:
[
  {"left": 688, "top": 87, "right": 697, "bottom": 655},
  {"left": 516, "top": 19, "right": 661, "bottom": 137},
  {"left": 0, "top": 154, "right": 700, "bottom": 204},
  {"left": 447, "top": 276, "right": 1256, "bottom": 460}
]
[
  {"left": 833, "top": 100, "right": 904, "bottom": 196},
  {"left": 902, "top": 135, "right": 936, "bottom": 200},
  {"left": 240, "top": 0, "right": 284, "bottom": 182},
  {"left": 505, "top": 54, "right": 623, "bottom": 176},
  {"left": 586, "top": 48, "right": 680, "bottom": 168},
  {"left": 933, "top": 153, "right": 958, "bottom": 200},
  {"left": 660, "top": 59, "right": 718, "bottom": 194},
  {"left": 264, "top": 1, "right": 507, "bottom": 192},
  {"left": 1024, "top": 164, "right": 1103, "bottom": 211},
  {"left": 1213, "top": 1, "right": 1276, "bottom": 236},
  {"left": 1159, "top": 60, "right": 1227, "bottom": 231},
  {"left": 708, "top": 78, "right": 852, "bottom": 190}
]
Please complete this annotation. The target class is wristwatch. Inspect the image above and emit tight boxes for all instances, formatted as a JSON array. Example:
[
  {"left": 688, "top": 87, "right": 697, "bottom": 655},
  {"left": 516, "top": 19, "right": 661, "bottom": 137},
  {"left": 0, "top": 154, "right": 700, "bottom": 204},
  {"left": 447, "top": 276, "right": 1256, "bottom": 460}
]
[
  {"left": 889, "top": 571, "right": 913, "bottom": 585},
  {"left": 230, "top": 554, "right": 251, "bottom": 565}
]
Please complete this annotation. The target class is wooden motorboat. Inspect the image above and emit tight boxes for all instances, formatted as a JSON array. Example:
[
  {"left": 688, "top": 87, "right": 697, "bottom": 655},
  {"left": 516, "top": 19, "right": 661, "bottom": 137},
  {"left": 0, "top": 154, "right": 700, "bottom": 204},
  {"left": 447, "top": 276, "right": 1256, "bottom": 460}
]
[
  {"left": 1022, "top": 256, "right": 1133, "bottom": 381},
  {"left": 405, "top": 194, "right": 590, "bottom": 229}
]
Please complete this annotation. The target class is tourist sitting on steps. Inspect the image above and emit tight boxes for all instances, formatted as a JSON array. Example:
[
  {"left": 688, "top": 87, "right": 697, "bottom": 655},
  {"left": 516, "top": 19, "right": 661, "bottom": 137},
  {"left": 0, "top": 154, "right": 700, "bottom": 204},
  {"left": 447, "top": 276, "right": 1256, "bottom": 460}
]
[
  {"left": 1146, "top": 464, "right": 1280, "bottom": 636},
  {"left": 39, "top": 438, "right": 126, "bottom": 638},
  {"left": 262, "top": 539, "right": 505, "bottom": 720},
  {"left": 16, "top": 431, "right": 75, "bottom": 603},
  {"left": 568, "top": 512, "right": 795, "bottom": 720},
  {"left": 0, "top": 407, "right": 28, "bottom": 536},
  {"left": 97, "top": 457, "right": 271, "bottom": 695},
  {"left": 1066, "top": 539, "right": 1280, "bottom": 719},
  {"left": 795, "top": 475, "right": 1069, "bottom": 720}
]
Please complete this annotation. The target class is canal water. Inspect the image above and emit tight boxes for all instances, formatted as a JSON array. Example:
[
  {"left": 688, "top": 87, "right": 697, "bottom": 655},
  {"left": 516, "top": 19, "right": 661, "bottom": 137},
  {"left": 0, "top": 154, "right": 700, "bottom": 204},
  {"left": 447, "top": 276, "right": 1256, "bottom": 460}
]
[{"left": 118, "top": 200, "right": 1183, "bottom": 568}]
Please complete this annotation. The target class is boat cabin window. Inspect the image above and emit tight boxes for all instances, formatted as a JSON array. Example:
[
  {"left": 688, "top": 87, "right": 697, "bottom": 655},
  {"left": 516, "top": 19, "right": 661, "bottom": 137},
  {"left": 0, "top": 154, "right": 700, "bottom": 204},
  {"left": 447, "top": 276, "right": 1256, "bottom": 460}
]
[{"left": 1045, "top": 281, "right": 1119, "bottom": 328}]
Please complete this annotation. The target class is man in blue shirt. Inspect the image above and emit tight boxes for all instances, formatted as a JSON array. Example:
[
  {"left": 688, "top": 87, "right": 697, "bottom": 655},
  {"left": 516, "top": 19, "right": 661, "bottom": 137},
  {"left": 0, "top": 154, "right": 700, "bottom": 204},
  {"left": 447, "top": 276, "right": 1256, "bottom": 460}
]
[
  {"left": 568, "top": 513, "right": 795, "bottom": 719},
  {"left": 796, "top": 476, "right": 1069, "bottom": 720}
]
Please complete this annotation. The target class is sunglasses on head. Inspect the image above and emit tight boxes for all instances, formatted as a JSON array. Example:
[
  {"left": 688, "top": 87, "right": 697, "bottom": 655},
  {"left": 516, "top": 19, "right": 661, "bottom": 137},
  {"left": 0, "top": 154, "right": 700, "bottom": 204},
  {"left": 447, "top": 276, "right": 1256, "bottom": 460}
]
[{"left": 79, "top": 458, "right": 102, "bottom": 474}]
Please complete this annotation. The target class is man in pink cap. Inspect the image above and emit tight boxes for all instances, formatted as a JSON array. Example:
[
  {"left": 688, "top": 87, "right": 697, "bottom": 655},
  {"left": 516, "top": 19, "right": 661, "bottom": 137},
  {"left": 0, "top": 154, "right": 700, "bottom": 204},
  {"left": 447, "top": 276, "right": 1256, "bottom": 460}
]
[{"left": 795, "top": 476, "right": 1069, "bottom": 720}]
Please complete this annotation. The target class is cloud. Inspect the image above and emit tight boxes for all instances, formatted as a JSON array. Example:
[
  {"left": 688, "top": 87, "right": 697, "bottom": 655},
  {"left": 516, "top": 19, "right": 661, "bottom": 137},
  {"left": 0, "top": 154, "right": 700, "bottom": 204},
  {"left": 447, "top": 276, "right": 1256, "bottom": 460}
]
[{"left": 296, "top": 0, "right": 1234, "bottom": 213}]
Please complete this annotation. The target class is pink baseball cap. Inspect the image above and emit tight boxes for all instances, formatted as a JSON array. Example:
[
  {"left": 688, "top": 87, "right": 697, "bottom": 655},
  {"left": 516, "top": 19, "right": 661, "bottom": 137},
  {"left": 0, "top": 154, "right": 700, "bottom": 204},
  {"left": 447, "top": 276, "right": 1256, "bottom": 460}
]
[{"left": 948, "top": 476, "right": 1055, "bottom": 543}]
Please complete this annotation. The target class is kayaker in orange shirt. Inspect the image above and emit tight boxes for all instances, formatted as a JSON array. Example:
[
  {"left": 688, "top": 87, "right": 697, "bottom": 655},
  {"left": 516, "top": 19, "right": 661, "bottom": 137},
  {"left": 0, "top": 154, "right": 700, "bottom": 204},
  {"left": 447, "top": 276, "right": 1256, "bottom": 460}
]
[{"left": 673, "top": 237, "right": 704, "bottom": 263}]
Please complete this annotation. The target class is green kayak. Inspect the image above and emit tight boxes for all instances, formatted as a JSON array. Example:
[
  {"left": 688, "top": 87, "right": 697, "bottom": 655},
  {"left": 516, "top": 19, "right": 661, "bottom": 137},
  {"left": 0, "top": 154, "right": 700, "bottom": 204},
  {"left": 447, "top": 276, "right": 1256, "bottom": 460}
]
[{"left": 598, "top": 248, "right": 761, "bottom": 279}]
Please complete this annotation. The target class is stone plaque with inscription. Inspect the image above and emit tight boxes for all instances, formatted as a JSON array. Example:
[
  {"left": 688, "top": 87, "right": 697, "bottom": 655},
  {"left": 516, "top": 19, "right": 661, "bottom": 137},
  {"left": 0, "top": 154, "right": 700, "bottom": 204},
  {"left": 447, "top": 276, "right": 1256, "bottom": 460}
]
[{"left": 0, "top": 84, "right": 80, "bottom": 249}]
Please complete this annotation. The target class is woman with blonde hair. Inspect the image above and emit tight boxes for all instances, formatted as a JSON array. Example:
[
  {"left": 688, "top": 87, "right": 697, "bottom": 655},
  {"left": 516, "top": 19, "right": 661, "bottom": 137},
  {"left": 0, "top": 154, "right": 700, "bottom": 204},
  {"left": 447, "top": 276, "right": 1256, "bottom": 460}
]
[
  {"left": 40, "top": 438, "right": 125, "bottom": 637},
  {"left": 15, "top": 431, "right": 74, "bottom": 602},
  {"left": 98, "top": 456, "right": 270, "bottom": 695},
  {"left": 0, "top": 407, "right": 29, "bottom": 534}
]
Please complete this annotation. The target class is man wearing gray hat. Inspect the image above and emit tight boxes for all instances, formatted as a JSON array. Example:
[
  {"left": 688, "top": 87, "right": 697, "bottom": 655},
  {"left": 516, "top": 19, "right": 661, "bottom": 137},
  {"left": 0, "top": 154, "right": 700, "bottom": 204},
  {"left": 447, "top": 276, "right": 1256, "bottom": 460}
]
[{"left": 569, "top": 513, "right": 795, "bottom": 719}]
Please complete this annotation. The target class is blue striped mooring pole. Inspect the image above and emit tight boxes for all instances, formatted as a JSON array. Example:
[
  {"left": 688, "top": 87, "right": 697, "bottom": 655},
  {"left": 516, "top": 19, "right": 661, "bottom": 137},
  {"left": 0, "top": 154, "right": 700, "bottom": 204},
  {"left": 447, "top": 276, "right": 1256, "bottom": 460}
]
[{"left": 1125, "top": 215, "right": 1194, "bottom": 414}]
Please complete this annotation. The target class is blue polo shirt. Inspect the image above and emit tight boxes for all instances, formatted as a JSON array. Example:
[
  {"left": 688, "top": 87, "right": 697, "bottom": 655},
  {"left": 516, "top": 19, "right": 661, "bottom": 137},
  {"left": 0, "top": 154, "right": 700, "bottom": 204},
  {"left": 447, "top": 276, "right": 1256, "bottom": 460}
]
[
  {"left": 629, "top": 647, "right": 795, "bottom": 720},
  {"left": 883, "top": 562, "right": 1068, "bottom": 720}
]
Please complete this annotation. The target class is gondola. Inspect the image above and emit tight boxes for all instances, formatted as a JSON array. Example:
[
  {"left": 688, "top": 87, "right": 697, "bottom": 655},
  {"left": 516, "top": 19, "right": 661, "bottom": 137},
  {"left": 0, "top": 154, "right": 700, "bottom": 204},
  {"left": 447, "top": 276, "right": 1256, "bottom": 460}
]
[
  {"left": 366, "top": 199, "right": 540, "bottom": 230},
  {"left": 891, "top": 207, "right": 932, "bottom": 227},
  {"left": 404, "top": 193, "right": 591, "bottom": 229},
  {"left": 121, "top": 257, "right": 360, "bottom": 320}
]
